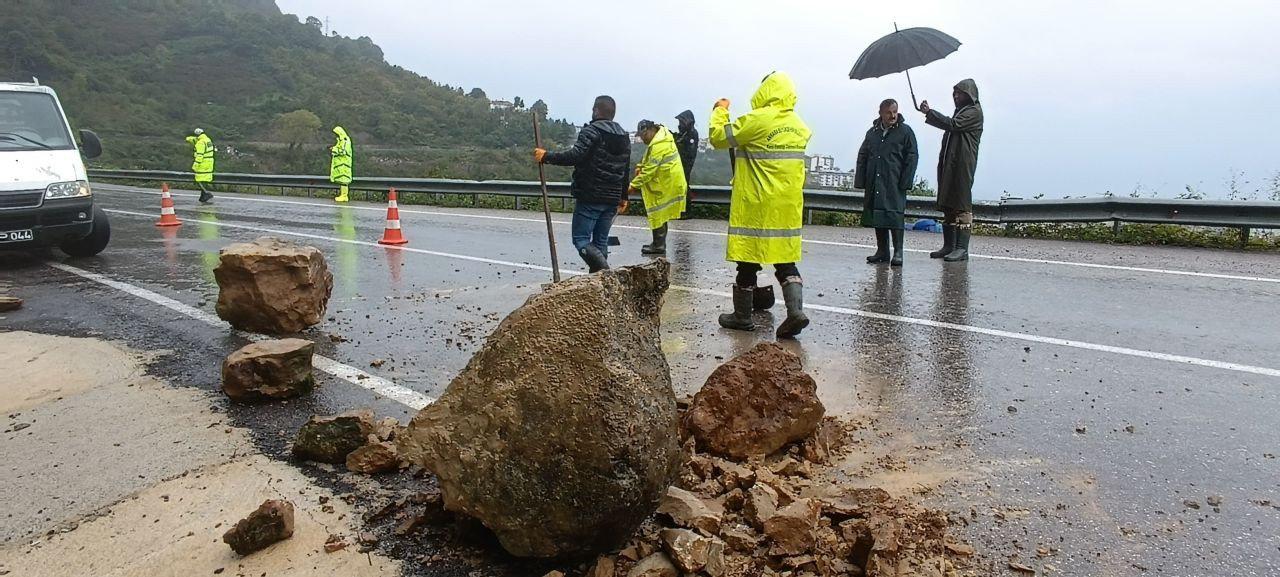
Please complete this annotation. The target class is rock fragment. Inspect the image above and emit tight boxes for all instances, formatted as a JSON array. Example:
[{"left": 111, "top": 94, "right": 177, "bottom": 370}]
[
  {"left": 221, "top": 339, "right": 315, "bottom": 402},
  {"left": 221, "top": 500, "right": 294, "bottom": 555},
  {"left": 657, "top": 487, "right": 722, "bottom": 535},
  {"left": 346, "top": 436, "right": 401, "bottom": 474},
  {"left": 0, "top": 295, "right": 22, "bottom": 312},
  {"left": 659, "top": 528, "right": 711, "bottom": 573},
  {"left": 293, "top": 409, "right": 375, "bottom": 464},
  {"left": 684, "top": 343, "right": 825, "bottom": 459},
  {"left": 626, "top": 552, "right": 679, "bottom": 577}
]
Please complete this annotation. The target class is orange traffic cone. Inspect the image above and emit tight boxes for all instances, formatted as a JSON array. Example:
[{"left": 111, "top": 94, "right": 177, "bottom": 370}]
[
  {"left": 377, "top": 188, "right": 408, "bottom": 245},
  {"left": 156, "top": 182, "right": 182, "bottom": 227}
]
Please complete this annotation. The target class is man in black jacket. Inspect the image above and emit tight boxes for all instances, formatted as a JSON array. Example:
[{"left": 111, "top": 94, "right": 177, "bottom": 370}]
[
  {"left": 674, "top": 110, "right": 698, "bottom": 184},
  {"left": 536, "top": 96, "right": 632, "bottom": 272}
]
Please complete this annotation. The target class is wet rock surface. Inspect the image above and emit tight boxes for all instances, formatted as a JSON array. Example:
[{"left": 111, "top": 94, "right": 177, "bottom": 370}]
[
  {"left": 684, "top": 343, "right": 826, "bottom": 459},
  {"left": 398, "top": 260, "right": 681, "bottom": 558},
  {"left": 214, "top": 236, "right": 334, "bottom": 334},
  {"left": 293, "top": 409, "right": 375, "bottom": 464},
  {"left": 221, "top": 338, "right": 315, "bottom": 402},
  {"left": 222, "top": 499, "right": 295, "bottom": 556},
  {"left": 346, "top": 437, "right": 402, "bottom": 474}
]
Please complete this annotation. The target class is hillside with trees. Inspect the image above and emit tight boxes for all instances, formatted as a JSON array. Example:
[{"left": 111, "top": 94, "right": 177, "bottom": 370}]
[{"left": 0, "top": 0, "right": 580, "bottom": 180}]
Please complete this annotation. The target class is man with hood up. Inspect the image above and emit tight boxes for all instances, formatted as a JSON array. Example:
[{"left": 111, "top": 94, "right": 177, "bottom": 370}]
[
  {"left": 330, "top": 126, "right": 353, "bottom": 203},
  {"left": 536, "top": 95, "right": 631, "bottom": 272},
  {"left": 673, "top": 110, "right": 698, "bottom": 185},
  {"left": 709, "top": 72, "right": 813, "bottom": 339},
  {"left": 920, "top": 79, "right": 984, "bottom": 262}
]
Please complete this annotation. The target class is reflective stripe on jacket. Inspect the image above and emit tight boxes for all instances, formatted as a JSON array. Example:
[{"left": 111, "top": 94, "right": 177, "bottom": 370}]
[
  {"left": 632, "top": 126, "right": 687, "bottom": 230},
  {"left": 708, "top": 72, "right": 811, "bottom": 264}
]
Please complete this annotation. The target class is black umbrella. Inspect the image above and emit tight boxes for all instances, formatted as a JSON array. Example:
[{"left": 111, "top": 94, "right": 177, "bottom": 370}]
[{"left": 849, "top": 24, "right": 962, "bottom": 110}]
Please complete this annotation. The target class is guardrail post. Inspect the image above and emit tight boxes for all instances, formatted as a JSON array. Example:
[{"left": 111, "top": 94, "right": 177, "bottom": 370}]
[
  {"left": 1112, "top": 220, "right": 1122, "bottom": 235},
  {"left": 515, "top": 197, "right": 522, "bottom": 211},
  {"left": 804, "top": 209, "right": 813, "bottom": 225},
  {"left": 1239, "top": 227, "right": 1251, "bottom": 249}
]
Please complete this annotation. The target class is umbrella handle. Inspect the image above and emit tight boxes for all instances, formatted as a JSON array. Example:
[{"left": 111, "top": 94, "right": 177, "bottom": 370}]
[{"left": 905, "top": 68, "right": 921, "bottom": 111}]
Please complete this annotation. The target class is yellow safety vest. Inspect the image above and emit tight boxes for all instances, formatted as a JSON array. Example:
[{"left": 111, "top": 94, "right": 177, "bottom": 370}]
[
  {"left": 330, "top": 126, "right": 353, "bottom": 185},
  {"left": 188, "top": 133, "right": 215, "bottom": 183}
]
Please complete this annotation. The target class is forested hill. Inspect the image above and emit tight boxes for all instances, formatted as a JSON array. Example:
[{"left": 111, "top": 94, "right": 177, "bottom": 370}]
[{"left": 0, "top": 0, "right": 579, "bottom": 179}]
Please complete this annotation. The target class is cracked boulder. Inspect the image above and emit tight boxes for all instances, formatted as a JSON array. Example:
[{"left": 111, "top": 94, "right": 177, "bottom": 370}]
[{"left": 398, "top": 260, "right": 680, "bottom": 557}]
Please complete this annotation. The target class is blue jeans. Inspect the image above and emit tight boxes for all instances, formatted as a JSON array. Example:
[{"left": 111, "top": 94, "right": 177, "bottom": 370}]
[{"left": 571, "top": 201, "right": 618, "bottom": 257}]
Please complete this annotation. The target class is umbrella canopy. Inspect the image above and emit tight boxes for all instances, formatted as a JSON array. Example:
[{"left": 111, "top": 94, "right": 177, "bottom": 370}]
[{"left": 849, "top": 27, "right": 962, "bottom": 80}]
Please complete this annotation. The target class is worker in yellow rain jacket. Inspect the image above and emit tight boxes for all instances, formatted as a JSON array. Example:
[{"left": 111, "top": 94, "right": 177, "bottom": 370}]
[
  {"left": 629, "top": 119, "right": 687, "bottom": 255},
  {"left": 330, "top": 126, "right": 353, "bottom": 203},
  {"left": 185, "top": 128, "right": 215, "bottom": 204},
  {"left": 708, "top": 72, "right": 812, "bottom": 339}
]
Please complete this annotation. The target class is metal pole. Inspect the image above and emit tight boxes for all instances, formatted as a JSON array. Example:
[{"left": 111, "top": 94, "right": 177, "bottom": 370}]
[
  {"left": 1239, "top": 227, "right": 1251, "bottom": 249},
  {"left": 533, "top": 114, "right": 562, "bottom": 283}
]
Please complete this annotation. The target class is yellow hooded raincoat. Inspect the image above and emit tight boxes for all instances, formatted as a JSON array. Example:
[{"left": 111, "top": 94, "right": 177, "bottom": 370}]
[
  {"left": 708, "top": 72, "right": 811, "bottom": 264},
  {"left": 330, "top": 126, "right": 353, "bottom": 185},
  {"left": 631, "top": 125, "right": 687, "bottom": 230}
]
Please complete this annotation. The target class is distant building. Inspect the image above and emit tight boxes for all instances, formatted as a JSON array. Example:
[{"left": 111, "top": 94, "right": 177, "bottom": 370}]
[
  {"left": 808, "top": 170, "right": 855, "bottom": 189},
  {"left": 489, "top": 100, "right": 514, "bottom": 111},
  {"left": 808, "top": 155, "right": 836, "bottom": 172}
]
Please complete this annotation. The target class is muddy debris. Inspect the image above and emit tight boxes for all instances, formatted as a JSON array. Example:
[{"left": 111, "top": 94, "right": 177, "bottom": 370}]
[
  {"left": 626, "top": 552, "right": 678, "bottom": 577},
  {"left": 221, "top": 499, "right": 294, "bottom": 556},
  {"left": 684, "top": 342, "right": 826, "bottom": 459},
  {"left": 292, "top": 409, "right": 375, "bottom": 464},
  {"left": 214, "top": 236, "right": 334, "bottom": 334},
  {"left": 221, "top": 338, "right": 315, "bottom": 402},
  {"left": 398, "top": 261, "right": 680, "bottom": 557}
]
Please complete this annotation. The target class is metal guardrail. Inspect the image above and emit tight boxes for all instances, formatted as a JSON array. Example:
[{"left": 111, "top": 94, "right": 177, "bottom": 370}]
[{"left": 89, "top": 169, "right": 1280, "bottom": 237}]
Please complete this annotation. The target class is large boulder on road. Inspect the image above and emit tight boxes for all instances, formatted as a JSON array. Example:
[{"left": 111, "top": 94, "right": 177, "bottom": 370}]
[
  {"left": 221, "top": 338, "right": 315, "bottom": 402},
  {"left": 214, "top": 237, "right": 333, "bottom": 334},
  {"left": 685, "top": 343, "right": 825, "bottom": 459},
  {"left": 398, "top": 260, "right": 681, "bottom": 558}
]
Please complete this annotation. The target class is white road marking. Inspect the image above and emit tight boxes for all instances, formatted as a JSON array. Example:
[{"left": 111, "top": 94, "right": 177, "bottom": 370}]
[
  {"left": 98, "top": 185, "right": 1280, "bottom": 285},
  {"left": 104, "top": 208, "right": 1280, "bottom": 379},
  {"left": 46, "top": 261, "right": 435, "bottom": 410}
]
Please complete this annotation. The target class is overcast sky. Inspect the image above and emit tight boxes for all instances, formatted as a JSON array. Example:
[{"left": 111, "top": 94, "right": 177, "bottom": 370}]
[{"left": 278, "top": 0, "right": 1280, "bottom": 199}]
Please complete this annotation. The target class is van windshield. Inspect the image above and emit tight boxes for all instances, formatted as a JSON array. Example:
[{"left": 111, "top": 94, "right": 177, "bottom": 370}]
[{"left": 0, "top": 91, "right": 76, "bottom": 151}]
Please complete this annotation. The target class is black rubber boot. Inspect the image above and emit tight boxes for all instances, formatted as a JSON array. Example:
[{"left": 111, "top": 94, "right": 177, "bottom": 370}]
[
  {"left": 608, "top": 236, "right": 621, "bottom": 246},
  {"left": 580, "top": 245, "right": 610, "bottom": 272},
  {"left": 198, "top": 189, "right": 213, "bottom": 204},
  {"left": 641, "top": 224, "right": 667, "bottom": 255},
  {"left": 944, "top": 228, "right": 971, "bottom": 262},
  {"left": 930, "top": 225, "right": 955, "bottom": 259},
  {"left": 776, "top": 277, "right": 810, "bottom": 339},
  {"left": 867, "top": 228, "right": 890, "bottom": 264},
  {"left": 891, "top": 229, "right": 904, "bottom": 267},
  {"left": 718, "top": 285, "right": 756, "bottom": 331},
  {"left": 752, "top": 285, "right": 775, "bottom": 310}
]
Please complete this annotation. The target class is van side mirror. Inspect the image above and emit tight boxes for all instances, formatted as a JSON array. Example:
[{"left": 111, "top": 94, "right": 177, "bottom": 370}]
[{"left": 79, "top": 129, "right": 102, "bottom": 159}]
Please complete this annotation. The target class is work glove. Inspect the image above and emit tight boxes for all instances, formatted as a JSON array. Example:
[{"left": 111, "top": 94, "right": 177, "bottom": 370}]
[
  {"left": 714, "top": 98, "right": 731, "bottom": 110},
  {"left": 627, "top": 186, "right": 638, "bottom": 196},
  {"left": 534, "top": 148, "right": 547, "bottom": 163}
]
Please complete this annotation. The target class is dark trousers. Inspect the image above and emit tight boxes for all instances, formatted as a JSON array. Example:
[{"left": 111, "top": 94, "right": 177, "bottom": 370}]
[{"left": 735, "top": 262, "right": 800, "bottom": 287}]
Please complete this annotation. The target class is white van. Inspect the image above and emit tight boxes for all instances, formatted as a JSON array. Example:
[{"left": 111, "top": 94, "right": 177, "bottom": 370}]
[{"left": 0, "top": 79, "right": 109, "bottom": 256}]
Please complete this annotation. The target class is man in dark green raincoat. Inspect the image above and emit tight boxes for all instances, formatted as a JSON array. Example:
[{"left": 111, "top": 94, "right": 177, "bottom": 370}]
[
  {"left": 856, "top": 98, "right": 918, "bottom": 267},
  {"left": 921, "top": 78, "right": 983, "bottom": 262}
]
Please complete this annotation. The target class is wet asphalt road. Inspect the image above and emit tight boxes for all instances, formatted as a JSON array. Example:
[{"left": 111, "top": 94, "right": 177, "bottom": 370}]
[{"left": 3, "top": 183, "right": 1279, "bottom": 576}]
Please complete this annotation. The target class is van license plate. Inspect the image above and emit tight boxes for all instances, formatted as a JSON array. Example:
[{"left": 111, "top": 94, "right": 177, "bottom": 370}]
[{"left": 0, "top": 229, "right": 34, "bottom": 243}]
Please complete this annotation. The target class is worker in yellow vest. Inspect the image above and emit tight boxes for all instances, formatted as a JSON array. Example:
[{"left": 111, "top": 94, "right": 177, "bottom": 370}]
[
  {"left": 185, "top": 128, "right": 215, "bottom": 203},
  {"left": 629, "top": 119, "right": 687, "bottom": 255},
  {"left": 330, "top": 126, "right": 353, "bottom": 203},
  {"left": 708, "top": 72, "right": 813, "bottom": 339}
]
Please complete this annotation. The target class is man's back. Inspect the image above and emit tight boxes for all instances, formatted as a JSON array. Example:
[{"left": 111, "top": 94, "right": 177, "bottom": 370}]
[{"left": 544, "top": 119, "right": 631, "bottom": 205}]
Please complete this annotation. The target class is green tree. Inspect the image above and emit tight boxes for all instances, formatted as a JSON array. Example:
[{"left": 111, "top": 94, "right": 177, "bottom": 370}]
[
  {"left": 271, "top": 109, "right": 322, "bottom": 171},
  {"left": 531, "top": 99, "right": 549, "bottom": 118},
  {"left": 910, "top": 177, "right": 936, "bottom": 197},
  {"left": 513, "top": 96, "right": 525, "bottom": 109},
  {"left": 468, "top": 87, "right": 487, "bottom": 100}
]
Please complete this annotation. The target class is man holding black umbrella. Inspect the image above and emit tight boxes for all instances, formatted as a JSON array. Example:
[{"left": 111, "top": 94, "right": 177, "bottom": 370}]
[{"left": 920, "top": 79, "right": 983, "bottom": 262}]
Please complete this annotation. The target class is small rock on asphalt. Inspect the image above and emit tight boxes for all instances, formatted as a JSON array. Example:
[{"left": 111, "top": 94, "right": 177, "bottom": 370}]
[{"left": 0, "top": 295, "right": 22, "bottom": 312}]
